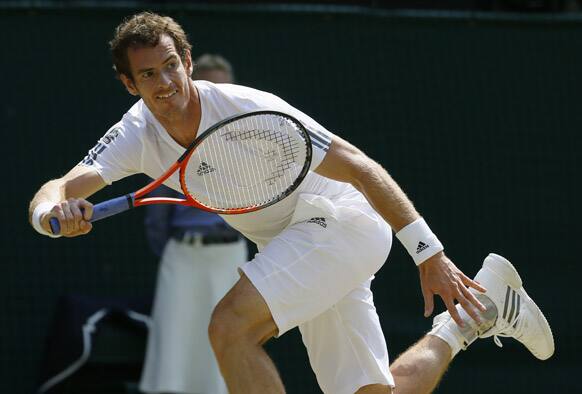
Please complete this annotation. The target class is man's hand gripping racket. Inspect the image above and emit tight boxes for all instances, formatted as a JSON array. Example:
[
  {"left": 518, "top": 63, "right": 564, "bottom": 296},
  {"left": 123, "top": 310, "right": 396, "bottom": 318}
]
[{"left": 50, "top": 111, "right": 312, "bottom": 235}]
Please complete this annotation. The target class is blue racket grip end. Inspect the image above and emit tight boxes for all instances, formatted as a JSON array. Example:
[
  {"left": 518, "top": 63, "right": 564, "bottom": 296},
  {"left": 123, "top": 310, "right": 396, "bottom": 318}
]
[
  {"left": 49, "top": 217, "right": 61, "bottom": 235},
  {"left": 47, "top": 194, "right": 134, "bottom": 235}
]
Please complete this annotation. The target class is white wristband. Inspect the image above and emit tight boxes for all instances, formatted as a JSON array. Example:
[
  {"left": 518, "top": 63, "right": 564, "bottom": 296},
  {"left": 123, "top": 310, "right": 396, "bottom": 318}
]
[
  {"left": 396, "top": 218, "right": 443, "bottom": 266},
  {"left": 32, "top": 202, "right": 61, "bottom": 238}
]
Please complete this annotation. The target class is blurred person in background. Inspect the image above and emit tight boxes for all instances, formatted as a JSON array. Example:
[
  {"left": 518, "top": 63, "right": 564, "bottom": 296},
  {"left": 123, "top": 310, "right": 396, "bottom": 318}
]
[{"left": 139, "top": 54, "right": 247, "bottom": 394}]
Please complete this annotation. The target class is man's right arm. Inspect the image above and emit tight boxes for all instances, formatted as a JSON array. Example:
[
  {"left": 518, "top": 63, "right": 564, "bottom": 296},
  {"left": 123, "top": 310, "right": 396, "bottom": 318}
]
[{"left": 28, "top": 165, "right": 107, "bottom": 237}]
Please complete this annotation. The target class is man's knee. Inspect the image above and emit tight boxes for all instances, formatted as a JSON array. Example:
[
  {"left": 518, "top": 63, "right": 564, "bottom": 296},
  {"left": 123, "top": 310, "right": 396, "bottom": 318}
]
[
  {"left": 208, "top": 274, "right": 277, "bottom": 357},
  {"left": 208, "top": 296, "right": 241, "bottom": 355}
]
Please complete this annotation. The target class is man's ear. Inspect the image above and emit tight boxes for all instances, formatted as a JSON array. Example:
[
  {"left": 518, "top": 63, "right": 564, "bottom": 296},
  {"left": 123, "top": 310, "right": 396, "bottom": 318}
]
[
  {"left": 120, "top": 73, "right": 139, "bottom": 96},
  {"left": 184, "top": 50, "right": 193, "bottom": 77}
]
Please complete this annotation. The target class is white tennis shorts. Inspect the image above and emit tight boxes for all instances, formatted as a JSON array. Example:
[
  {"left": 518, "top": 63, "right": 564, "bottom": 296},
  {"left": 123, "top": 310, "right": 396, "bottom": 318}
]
[{"left": 240, "top": 193, "right": 395, "bottom": 394}]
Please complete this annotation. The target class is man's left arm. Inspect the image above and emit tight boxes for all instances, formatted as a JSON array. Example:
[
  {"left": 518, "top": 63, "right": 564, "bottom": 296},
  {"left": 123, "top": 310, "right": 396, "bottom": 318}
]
[{"left": 315, "top": 135, "right": 486, "bottom": 326}]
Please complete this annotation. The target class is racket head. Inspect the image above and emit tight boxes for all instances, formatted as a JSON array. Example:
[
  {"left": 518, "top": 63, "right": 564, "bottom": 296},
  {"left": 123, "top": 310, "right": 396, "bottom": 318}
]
[{"left": 179, "top": 111, "right": 312, "bottom": 214}]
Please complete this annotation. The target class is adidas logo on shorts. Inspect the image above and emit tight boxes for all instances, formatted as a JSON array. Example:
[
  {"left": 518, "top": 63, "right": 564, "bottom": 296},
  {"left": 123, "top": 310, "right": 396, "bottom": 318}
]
[
  {"left": 307, "top": 217, "right": 327, "bottom": 228},
  {"left": 197, "top": 161, "right": 216, "bottom": 176}
]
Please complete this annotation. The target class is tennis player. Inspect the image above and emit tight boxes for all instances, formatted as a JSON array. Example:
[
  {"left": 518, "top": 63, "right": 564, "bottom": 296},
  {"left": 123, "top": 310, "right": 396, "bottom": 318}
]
[{"left": 29, "top": 12, "right": 553, "bottom": 394}]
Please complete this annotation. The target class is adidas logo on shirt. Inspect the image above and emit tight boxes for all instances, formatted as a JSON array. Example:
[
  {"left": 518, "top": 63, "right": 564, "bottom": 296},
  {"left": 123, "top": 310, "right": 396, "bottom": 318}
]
[
  {"left": 197, "top": 161, "right": 216, "bottom": 176},
  {"left": 416, "top": 241, "right": 429, "bottom": 254},
  {"left": 307, "top": 217, "right": 327, "bottom": 228}
]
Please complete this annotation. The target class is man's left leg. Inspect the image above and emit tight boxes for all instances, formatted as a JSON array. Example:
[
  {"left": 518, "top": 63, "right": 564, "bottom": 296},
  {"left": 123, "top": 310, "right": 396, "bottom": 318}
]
[
  {"left": 429, "top": 253, "right": 554, "bottom": 362},
  {"left": 355, "top": 335, "right": 451, "bottom": 394},
  {"left": 362, "top": 253, "right": 554, "bottom": 394}
]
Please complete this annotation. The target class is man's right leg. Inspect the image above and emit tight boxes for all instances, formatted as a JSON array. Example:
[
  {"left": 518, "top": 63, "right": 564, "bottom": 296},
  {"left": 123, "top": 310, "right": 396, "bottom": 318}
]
[{"left": 208, "top": 273, "right": 284, "bottom": 394}]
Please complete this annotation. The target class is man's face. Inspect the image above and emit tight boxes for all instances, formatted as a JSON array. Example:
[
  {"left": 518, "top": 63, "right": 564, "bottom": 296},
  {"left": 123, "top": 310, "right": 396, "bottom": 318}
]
[{"left": 121, "top": 34, "right": 193, "bottom": 122}]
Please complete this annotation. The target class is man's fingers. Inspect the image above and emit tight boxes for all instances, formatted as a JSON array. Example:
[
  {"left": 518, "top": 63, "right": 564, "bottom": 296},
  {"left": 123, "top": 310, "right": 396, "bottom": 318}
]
[
  {"left": 70, "top": 201, "right": 84, "bottom": 223},
  {"left": 63, "top": 202, "right": 79, "bottom": 233},
  {"left": 462, "top": 274, "right": 487, "bottom": 293},
  {"left": 444, "top": 298, "right": 464, "bottom": 327},
  {"left": 459, "top": 281, "right": 487, "bottom": 312},
  {"left": 83, "top": 205, "right": 93, "bottom": 221},
  {"left": 79, "top": 199, "right": 94, "bottom": 221},
  {"left": 79, "top": 221, "right": 93, "bottom": 234},
  {"left": 454, "top": 274, "right": 486, "bottom": 322},
  {"left": 57, "top": 202, "right": 72, "bottom": 234},
  {"left": 422, "top": 284, "right": 434, "bottom": 317},
  {"left": 78, "top": 199, "right": 93, "bottom": 231},
  {"left": 456, "top": 290, "right": 482, "bottom": 324},
  {"left": 460, "top": 275, "right": 487, "bottom": 311},
  {"left": 55, "top": 199, "right": 94, "bottom": 235}
]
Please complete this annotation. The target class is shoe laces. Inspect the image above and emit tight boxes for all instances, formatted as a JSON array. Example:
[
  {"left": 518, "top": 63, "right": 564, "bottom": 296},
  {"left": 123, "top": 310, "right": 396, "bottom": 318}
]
[{"left": 487, "top": 304, "right": 524, "bottom": 348}]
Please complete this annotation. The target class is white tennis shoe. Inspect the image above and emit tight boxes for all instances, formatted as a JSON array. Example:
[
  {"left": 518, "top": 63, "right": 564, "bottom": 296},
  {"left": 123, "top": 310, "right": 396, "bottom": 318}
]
[
  {"left": 473, "top": 253, "right": 554, "bottom": 360},
  {"left": 430, "top": 253, "right": 554, "bottom": 360}
]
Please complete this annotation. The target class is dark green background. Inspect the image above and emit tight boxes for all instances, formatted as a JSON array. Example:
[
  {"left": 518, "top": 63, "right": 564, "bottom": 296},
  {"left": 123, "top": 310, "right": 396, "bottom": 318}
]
[{"left": 1, "top": 4, "right": 579, "bottom": 393}]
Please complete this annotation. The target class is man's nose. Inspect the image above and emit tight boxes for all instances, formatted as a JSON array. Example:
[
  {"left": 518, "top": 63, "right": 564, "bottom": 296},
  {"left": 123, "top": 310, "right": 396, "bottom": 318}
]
[{"left": 158, "top": 70, "right": 172, "bottom": 87}]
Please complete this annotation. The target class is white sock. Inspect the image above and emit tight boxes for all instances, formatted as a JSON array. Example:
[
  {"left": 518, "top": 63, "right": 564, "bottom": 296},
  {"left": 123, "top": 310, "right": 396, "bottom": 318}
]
[{"left": 428, "top": 294, "right": 497, "bottom": 358}]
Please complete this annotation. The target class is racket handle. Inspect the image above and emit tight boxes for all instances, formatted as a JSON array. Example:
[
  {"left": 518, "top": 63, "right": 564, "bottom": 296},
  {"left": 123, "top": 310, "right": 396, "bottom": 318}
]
[
  {"left": 91, "top": 194, "right": 135, "bottom": 222},
  {"left": 49, "top": 217, "right": 61, "bottom": 235},
  {"left": 48, "top": 194, "right": 135, "bottom": 235}
]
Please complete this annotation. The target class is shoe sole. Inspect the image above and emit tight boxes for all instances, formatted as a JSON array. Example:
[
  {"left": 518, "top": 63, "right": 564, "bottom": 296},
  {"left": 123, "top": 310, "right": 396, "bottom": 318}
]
[{"left": 484, "top": 253, "right": 555, "bottom": 360}]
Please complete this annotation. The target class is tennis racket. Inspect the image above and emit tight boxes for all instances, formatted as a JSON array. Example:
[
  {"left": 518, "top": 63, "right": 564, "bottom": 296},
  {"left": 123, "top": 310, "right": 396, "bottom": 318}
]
[{"left": 50, "top": 110, "right": 312, "bottom": 234}]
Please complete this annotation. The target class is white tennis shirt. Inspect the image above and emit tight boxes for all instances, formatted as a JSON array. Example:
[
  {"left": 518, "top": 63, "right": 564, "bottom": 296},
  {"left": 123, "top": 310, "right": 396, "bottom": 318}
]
[{"left": 81, "top": 81, "right": 358, "bottom": 245}]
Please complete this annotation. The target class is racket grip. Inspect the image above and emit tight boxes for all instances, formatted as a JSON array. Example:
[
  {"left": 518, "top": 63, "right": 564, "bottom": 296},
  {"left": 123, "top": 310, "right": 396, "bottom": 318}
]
[
  {"left": 48, "top": 194, "right": 135, "bottom": 235},
  {"left": 91, "top": 194, "right": 135, "bottom": 222}
]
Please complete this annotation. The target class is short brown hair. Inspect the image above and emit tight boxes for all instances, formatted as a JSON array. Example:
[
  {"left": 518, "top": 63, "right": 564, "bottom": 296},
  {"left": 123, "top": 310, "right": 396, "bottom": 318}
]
[{"left": 109, "top": 11, "right": 192, "bottom": 79}]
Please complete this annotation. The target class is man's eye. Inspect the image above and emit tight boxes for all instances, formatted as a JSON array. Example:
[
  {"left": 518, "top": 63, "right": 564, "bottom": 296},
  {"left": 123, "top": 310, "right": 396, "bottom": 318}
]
[
  {"left": 142, "top": 71, "right": 153, "bottom": 79},
  {"left": 168, "top": 62, "right": 178, "bottom": 70}
]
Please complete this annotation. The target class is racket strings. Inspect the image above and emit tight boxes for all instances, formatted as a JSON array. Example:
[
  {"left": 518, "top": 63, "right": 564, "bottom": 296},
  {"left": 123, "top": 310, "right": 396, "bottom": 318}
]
[
  {"left": 184, "top": 114, "right": 308, "bottom": 210},
  {"left": 226, "top": 126, "right": 299, "bottom": 186}
]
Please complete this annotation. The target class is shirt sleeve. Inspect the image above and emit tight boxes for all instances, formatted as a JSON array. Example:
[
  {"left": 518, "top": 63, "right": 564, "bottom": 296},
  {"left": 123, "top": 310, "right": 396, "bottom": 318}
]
[
  {"left": 78, "top": 119, "right": 142, "bottom": 185},
  {"left": 260, "top": 91, "right": 334, "bottom": 171},
  {"left": 302, "top": 121, "right": 333, "bottom": 171}
]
